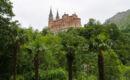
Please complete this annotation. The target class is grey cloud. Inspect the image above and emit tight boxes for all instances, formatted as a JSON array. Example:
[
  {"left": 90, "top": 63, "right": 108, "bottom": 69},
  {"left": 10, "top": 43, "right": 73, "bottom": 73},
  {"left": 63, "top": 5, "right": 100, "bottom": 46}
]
[{"left": 10, "top": 0, "right": 130, "bottom": 30}]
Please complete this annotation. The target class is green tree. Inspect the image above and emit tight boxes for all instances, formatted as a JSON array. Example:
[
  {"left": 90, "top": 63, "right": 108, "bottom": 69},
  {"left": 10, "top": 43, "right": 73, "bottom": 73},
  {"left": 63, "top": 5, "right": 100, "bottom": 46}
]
[
  {"left": 106, "top": 23, "right": 130, "bottom": 65},
  {"left": 18, "top": 27, "right": 37, "bottom": 80},
  {"left": 93, "top": 33, "right": 110, "bottom": 80},
  {"left": 39, "top": 68, "right": 67, "bottom": 80},
  {"left": 58, "top": 28, "right": 86, "bottom": 80},
  {"left": 0, "top": 0, "right": 15, "bottom": 79},
  {"left": 0, "top": 0, "right": 14, "bottom": 17},
  {"left": 11, "top": 24, "right": 27, "bottom": 80},
  {"left": 41, "top": 27, "right": 51, "bottom": 36},
  {"left": 78, "top": 20, "right": 113, "bottom": 80},
  {"left": 28, "top": 34, "right": 46, "bottom": 80},
  {"left": 103, "top": 50, "right": 121, "bottom": 80}
]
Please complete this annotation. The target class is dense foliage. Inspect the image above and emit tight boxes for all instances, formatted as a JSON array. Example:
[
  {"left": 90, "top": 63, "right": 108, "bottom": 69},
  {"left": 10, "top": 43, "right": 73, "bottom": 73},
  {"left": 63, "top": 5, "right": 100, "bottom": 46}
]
[{"left": 0, "top": 0, "right": 130, "bottom": 80}]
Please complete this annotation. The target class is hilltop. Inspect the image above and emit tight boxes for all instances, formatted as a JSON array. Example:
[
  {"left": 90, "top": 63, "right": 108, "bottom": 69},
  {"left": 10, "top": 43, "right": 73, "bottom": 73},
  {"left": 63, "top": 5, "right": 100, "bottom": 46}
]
[{"left": 105, "top": 9, "right": 130, "bottom": 29}]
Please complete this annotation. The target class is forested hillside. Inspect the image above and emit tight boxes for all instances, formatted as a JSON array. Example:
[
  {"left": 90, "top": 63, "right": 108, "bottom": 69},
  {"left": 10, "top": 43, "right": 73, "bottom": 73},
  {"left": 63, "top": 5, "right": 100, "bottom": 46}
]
[
  {"left": 105, "top": 9, "right": 130, "bottom": 29},
  {"left": 0, "top": 0, "right": 130, "bottom": 80}
]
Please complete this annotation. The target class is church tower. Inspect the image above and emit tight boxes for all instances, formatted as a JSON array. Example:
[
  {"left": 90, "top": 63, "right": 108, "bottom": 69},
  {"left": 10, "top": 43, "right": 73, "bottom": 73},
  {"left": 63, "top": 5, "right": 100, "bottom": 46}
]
[
  {"left": 56, "top": 10, "right": 60, "bottom": 20},
  {"left": 49, "top": 8, "right": 53, "bottom": 22},
  {"left": 48, "top": 9, "right": 81, "bottom": 33},
  {"left": 48, "top": 8, "right": 54, "bottom": 31}
]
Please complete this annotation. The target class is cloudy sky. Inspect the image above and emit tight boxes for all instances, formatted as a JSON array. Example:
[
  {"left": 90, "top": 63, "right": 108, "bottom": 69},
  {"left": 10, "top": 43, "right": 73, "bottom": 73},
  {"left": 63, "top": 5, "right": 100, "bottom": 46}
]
[{"left": 10, "top": 0, "right": 130, "bottom": 30}]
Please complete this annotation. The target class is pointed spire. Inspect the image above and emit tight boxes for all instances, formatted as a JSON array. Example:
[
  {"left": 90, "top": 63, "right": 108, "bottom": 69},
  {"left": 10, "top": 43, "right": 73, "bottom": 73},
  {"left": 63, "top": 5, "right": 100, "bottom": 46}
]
[
  {"left": 49, "top": 8, "right": 53, "bottom": 22},
  {"left": 56, "top": 10, "right": 60, "bottom": 20}
]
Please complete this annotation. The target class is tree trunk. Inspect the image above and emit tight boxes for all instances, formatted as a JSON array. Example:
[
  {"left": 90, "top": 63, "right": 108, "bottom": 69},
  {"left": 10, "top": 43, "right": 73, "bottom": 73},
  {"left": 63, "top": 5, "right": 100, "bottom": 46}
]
[
  {"left": 34, "top": 52, "right": 39, "bottom": 80},
  {"left": 14, "top": 41, "right": 19, "bottom": 80},
  {"left": 67, "top": 53, "right": 74, "bottom": 80},
  {"left": 98, "top": 50, "right": 105, "bottom": 80}
]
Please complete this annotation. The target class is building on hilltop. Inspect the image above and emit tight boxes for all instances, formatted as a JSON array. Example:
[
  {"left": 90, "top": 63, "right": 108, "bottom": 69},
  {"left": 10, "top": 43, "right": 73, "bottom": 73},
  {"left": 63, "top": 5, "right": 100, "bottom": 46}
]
[{"left": 48, "top": 8, "right": 82, "bottom": 33}]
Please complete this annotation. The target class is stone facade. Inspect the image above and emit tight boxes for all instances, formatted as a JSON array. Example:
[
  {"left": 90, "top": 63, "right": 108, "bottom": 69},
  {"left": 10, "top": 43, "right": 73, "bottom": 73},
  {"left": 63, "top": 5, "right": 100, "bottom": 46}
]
[{"left": 48, "top": 9, "right": 81, "bottom": 33}]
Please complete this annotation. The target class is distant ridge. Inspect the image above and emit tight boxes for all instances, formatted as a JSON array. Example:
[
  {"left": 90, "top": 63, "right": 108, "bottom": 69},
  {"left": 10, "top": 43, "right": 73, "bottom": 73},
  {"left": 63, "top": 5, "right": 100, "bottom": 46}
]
[{"left": 105, "top": 9, "right": 130, "bottom": 29}]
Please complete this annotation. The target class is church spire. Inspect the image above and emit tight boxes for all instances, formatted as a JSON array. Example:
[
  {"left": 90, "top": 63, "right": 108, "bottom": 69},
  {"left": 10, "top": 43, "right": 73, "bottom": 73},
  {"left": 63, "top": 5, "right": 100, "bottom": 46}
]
[
  {"left": 49, "top": 8, "right": 53, "bottom": 22},
  {"left": 56, "top": 10, "right": 60, "bottom": 20}
]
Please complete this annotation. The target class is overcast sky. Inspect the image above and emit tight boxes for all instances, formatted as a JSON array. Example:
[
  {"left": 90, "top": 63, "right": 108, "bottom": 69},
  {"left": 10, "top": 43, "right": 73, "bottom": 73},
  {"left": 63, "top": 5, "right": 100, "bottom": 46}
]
[{"left": 10, "top": 0, "right": 130, "bottom": 30}]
